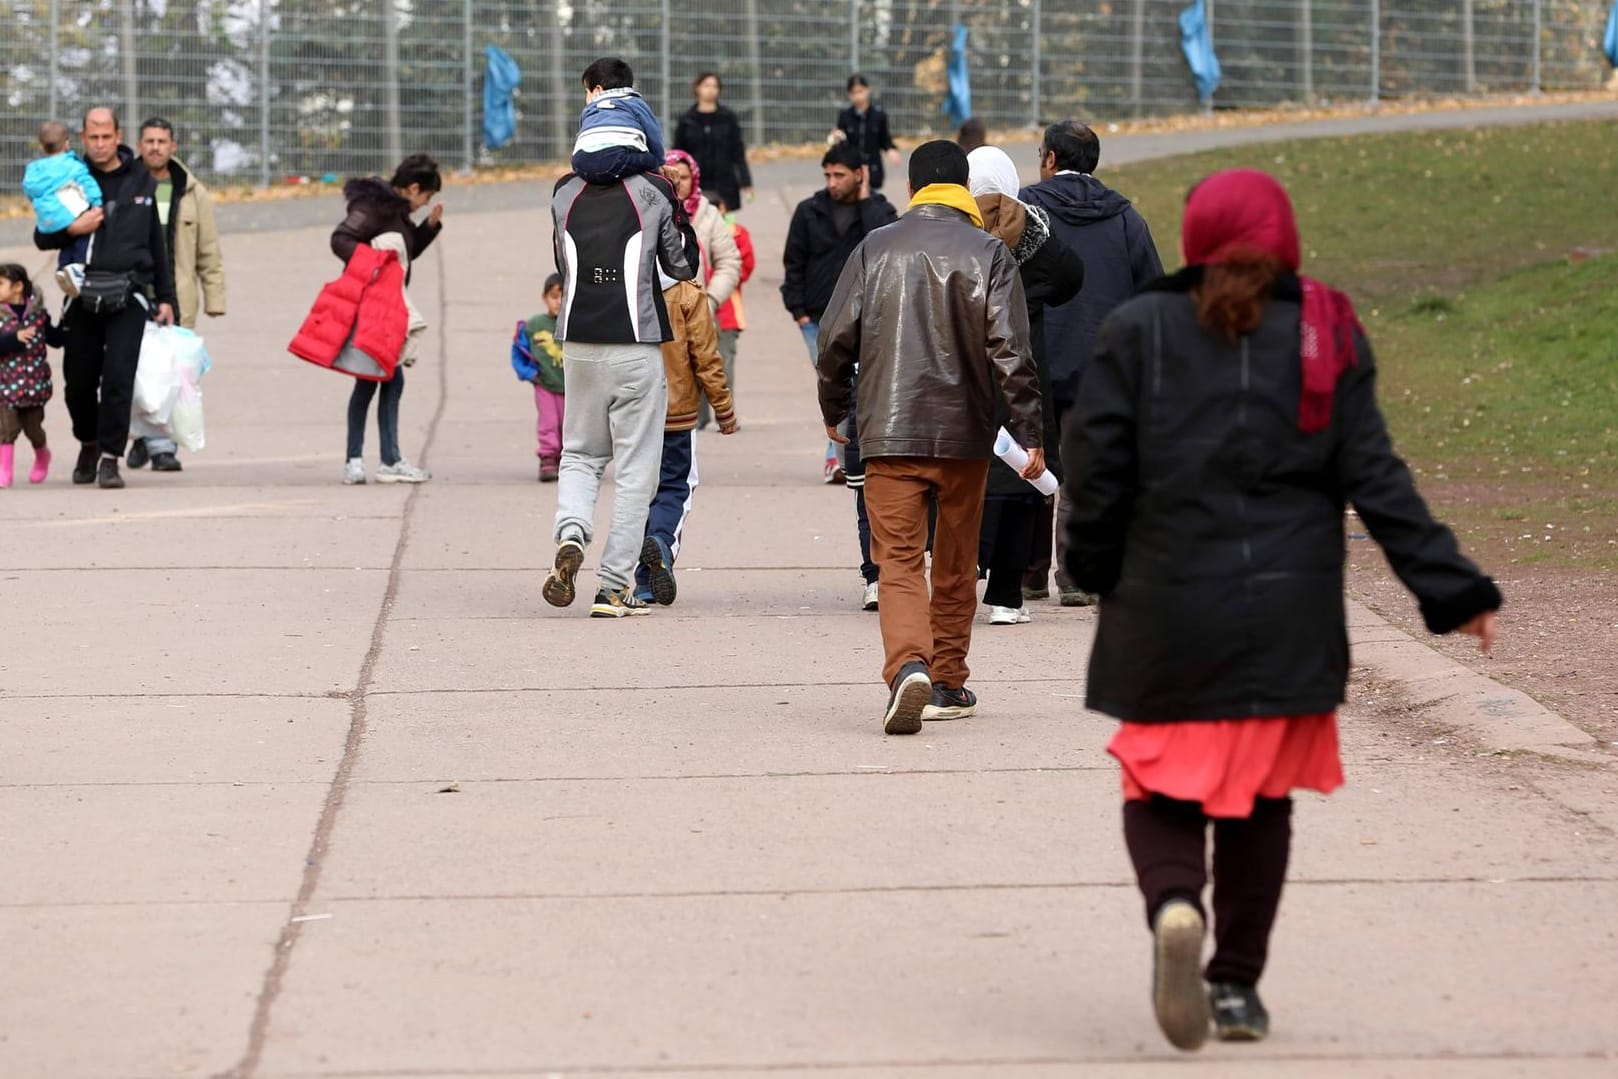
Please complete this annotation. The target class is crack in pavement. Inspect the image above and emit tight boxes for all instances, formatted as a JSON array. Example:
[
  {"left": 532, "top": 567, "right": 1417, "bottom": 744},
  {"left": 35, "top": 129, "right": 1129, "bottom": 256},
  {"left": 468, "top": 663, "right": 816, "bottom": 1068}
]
[{"left": 222, "top": 241, "right": 454, "bottom": 1079}]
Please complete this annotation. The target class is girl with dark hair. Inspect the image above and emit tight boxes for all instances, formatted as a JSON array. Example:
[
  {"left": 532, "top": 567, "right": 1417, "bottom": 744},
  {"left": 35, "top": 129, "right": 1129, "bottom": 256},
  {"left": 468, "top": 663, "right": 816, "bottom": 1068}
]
[
  {"left": 330, "top": 153, "right": 444, "bottom": 485},
  {"left": 0, "top": 263, "right": 61, "bottom": 486},
  {"left": 830, "top": 74, "right": 898, "bottom": 191},
  {"left": 673, "top": 72, "right": 753, "bottom": 214},
  {"left": 1063, "top": 169, "right": 1502, "bottom": 1052}
]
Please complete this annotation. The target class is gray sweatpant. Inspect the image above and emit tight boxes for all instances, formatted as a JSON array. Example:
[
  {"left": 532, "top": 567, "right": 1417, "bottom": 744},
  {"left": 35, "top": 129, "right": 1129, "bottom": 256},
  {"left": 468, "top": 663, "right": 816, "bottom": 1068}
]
[{"left": 553, "top": 341, "right": 668, "bottom": 592}]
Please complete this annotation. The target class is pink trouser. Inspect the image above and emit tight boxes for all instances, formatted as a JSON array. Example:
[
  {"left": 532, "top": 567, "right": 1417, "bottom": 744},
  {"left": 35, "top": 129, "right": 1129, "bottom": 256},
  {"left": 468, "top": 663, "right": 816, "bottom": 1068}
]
[{"left": 535, "top": 385, "right": 564, "bottom": 460}]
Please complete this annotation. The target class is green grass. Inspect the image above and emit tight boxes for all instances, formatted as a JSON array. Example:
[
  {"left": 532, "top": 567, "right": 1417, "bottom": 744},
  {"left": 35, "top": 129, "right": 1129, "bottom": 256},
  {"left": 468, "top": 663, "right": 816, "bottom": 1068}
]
[{"left": 1104, "top": 119, "right": 1618, "bottom": 570}]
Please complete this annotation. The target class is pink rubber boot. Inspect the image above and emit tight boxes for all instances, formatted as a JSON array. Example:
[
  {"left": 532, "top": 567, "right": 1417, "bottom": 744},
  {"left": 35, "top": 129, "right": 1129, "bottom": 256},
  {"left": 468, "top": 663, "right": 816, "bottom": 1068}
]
[
  {"left": 29, "top": 445, "right": 51, "bottom": 484},
  {"left": 0, "top": 444, "right": 13, "bottom": 488}
]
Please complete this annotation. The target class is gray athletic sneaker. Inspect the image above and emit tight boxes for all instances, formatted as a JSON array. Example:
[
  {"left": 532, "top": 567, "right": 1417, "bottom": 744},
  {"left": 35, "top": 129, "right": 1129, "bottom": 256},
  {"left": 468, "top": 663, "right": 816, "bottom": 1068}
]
[
  {"left": 343, "top": 458, "right": 367, "bottom": 485},
  {"left": 376, "top": 459, "right": 430, "bottom": 484}
]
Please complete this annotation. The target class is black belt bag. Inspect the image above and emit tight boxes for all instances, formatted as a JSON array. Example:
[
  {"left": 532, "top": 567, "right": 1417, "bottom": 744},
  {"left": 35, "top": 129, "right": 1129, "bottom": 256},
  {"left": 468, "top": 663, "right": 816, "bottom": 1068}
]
[{"left": 79, "top": 270, "right": 135, "bottom": 315}]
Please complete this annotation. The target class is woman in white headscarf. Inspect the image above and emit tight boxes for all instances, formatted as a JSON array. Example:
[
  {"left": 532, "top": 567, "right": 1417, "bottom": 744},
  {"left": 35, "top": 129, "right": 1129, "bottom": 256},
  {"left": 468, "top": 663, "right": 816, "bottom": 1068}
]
[{"left": 967, "top": 145, "right": 1086, "bottom": 625}]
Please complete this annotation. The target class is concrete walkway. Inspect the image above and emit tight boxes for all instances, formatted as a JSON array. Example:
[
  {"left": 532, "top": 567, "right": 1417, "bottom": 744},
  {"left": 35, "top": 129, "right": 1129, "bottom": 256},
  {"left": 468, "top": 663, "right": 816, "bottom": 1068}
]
[{"left": 2, "top": 102, "right": 1616, "bottom": 1077}]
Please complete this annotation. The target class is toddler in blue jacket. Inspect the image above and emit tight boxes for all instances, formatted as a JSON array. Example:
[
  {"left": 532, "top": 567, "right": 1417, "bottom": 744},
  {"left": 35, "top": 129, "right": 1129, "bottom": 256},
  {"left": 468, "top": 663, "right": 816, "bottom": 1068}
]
[
  {"left": 22, "top": 122, "right": 100, "bottom": 295},
  {"left": 572, "top": 57, "right": 665, "bottom": 184}
]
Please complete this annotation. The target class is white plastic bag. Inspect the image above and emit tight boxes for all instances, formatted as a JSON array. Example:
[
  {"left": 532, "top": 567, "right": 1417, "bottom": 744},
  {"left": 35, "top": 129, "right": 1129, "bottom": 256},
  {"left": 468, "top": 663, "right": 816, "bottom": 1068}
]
[
  {"left": 134, "top": 322, "right": 181, "bottom": 424},
  {"left": 135, "top": 324, "right": 212, "bottom": 450}
]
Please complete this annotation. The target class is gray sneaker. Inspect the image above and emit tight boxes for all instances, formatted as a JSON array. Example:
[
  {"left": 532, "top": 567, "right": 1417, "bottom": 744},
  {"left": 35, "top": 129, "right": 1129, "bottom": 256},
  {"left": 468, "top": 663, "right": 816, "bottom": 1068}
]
[
  {"left": 376, "top": 459, "right": 430, "bottom": 484},
  {"left": 342, "top": 457, "right": 367, "bottom": 485}
]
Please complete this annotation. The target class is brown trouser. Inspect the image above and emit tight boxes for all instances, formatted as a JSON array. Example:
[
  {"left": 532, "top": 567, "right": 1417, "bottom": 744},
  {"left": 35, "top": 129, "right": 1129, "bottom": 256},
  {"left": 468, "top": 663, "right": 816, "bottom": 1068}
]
[{"left": 864, "top": 456, "right": 990, "bottom": 689}]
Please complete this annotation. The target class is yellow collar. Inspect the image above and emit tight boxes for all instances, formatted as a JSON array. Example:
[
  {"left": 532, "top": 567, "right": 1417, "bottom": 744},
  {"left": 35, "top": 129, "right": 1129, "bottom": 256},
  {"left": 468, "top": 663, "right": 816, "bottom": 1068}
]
[{"left": 907, "top": 183, "right": 984, "bottom": 228}]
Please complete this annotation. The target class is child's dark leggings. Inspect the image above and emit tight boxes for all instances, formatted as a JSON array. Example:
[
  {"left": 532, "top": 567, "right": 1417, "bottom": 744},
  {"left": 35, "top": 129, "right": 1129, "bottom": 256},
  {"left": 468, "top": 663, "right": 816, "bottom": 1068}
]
[
  {"left": 0, "top": 406, "right": 46, "bottom": 448},
  {"left": 1123, "top": 794, "right": 1292, "bottom": 986}
]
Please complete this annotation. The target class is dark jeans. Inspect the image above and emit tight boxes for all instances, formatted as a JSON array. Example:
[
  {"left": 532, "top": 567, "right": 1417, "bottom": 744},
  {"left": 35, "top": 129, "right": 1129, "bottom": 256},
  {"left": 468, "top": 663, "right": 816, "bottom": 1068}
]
[
  {"left": 1028, "top": 396, "right": 1076, "bottom": 591},
  {"left": 346, "top": 368, "right": 404, "bottom": 465},
  {"left": 979, "top": 494, "right": 1041, "bottom": 608},
  {"left": 636, "top": 429, "right": 698, "bottom": 595},
  {"left": 844, "top": 380, "right": 878, "bottom": 585},
  {"left": 1123, "top": 794, "right": 1293, "bottom": 986},
  {"left": 61, "top": 300, "right": 147, "bottom": 456}
]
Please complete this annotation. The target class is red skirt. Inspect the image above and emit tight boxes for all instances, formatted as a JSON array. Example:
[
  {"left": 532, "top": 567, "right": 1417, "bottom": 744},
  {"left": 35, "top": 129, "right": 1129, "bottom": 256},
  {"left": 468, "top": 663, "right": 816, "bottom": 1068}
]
[{"left": 1108, "top": 714, "right": 1345, "bottom": 819}]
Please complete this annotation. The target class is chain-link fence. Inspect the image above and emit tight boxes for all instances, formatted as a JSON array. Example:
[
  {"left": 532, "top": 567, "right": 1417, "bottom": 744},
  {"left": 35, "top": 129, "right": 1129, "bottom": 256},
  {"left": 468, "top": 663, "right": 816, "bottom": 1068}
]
[{"left": 2, "top": 1, "right": 1613, "bottom": 189}]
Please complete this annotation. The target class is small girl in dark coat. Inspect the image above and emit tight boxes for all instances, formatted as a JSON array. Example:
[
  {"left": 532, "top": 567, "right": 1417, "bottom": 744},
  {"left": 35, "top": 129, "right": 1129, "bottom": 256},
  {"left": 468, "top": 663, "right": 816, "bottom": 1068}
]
[
  {"left": 0, "top": 264, "right": 62, "bottom": 486},
  {"left": 968, "top": 147, "right": 1085, "bottom": 625},
  {"left": 1063, "top": 169, "right": 1501, "bottom": 1052}
]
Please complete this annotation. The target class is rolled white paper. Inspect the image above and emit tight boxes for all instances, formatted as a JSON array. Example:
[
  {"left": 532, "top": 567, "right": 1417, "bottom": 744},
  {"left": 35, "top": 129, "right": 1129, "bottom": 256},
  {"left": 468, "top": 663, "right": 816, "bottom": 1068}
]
[{"left": 994, "top": 427, "right": 1060, "bottom": 496}]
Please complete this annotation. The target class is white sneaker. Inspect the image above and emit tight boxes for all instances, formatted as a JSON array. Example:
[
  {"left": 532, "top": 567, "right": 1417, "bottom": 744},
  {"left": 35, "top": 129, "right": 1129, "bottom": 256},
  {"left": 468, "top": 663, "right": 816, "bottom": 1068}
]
[
  {"left": 55, "top": 264, "right": 85, "bottom": 299},
  {"left": 989, "top": 605, "right": 1031, "bottom": 625},
  {"left": 376, "top": 460, "right": 430, "bottom": 484},
  {"left": 862, "top": 580, "right": 879, "bottom": 611},
  {"left": 342, "top": 457, "right": 367, "bottom": 485}
]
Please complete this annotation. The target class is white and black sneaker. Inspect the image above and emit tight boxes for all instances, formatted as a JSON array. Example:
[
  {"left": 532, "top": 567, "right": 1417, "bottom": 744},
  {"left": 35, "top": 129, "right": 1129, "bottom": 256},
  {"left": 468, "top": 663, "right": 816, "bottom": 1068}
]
[
  {"left": 590, "top": 586, "right": 652, "bottom": 619},
  {"left": 542, "top": 539, "right": 585, "bottom": 608},
  {"left": 882, "top": 661, "right": 932, "bottom": 735},
  {"left": 861, "top": 580, "right": 879, "bottom": 611}
]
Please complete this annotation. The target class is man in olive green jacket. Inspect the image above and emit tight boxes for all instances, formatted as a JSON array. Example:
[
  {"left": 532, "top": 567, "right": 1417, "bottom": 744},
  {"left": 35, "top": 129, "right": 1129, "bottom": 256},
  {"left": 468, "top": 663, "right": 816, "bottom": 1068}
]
[{"left": 129, "top": 117, "right": 226, "bottom": 471}]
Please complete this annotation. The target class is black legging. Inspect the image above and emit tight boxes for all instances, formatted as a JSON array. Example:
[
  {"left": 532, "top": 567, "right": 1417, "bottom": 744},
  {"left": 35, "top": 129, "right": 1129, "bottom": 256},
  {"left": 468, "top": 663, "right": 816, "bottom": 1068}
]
[{"left": 1123, "top": 794, "right": 1293, "bottom": 986}]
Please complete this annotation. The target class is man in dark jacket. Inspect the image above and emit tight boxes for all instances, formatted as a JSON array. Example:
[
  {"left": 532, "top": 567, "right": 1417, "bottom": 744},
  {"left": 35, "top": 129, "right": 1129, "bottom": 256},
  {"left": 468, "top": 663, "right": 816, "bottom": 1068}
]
[
  {"left": 34, "top": 107, "right": 177, "bottom": 490},
  {"left": 1019, "top": 119, "right": 1164, "bottom": 607},
  {"left": 817, "top": 140, "right": 1045, "bottom": 735}
]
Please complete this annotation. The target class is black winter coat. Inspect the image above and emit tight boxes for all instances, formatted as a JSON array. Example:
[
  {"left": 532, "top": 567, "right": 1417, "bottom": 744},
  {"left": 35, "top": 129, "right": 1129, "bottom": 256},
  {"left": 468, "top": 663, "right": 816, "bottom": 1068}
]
[
  {"left": 673, "top": 105, "right": 752, "bottom": 213},
  {"left": 836, "top": 104, "right": 896, "bottom": 190},
  {"left": 980, "top": 199, "right": 1085, "bottom": 497},
  {"left": 1020, "top": 173, "right": 1162, "bottom": 403},
  {"left": 781, "top": 190, "right": 898, "bottom": 322},
  {"left": 331, "top": 177, "right": 441, "bottom": 285},
  {"left": 1063, "top": 270, "right": 1502, "bottom": 723},
  {"left": 34, "top": 145, "right": 177, "bottom": 309}
]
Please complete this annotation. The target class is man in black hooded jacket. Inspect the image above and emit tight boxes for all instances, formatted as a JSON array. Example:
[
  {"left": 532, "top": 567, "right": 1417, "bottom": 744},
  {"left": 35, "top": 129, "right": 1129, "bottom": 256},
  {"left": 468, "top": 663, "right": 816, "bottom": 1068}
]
[
  {"left": 1019, "top": 119, "right": 1162, "bottom": 605},
  {"left": 34, "top": 107, "right": 177, "bottom": 490}
]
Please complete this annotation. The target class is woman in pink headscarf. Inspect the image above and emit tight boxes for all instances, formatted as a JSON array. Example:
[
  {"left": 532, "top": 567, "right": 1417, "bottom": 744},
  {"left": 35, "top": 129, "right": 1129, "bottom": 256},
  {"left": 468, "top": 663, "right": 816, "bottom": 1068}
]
[
  {"left": 662, "top": 150, "right": 742, "bottom": 315},
  {"left": 1062, "top": 169, "right": 1502, "bottom": 1052}
]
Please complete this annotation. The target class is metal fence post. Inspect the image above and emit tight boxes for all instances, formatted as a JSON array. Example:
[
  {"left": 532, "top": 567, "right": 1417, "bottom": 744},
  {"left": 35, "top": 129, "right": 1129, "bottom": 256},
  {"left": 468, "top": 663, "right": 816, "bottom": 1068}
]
[
  {"left": 1531, "top": 0, "right": 1542, "bottom": 93},
  {"left": 1298, "top": 0, "right": 1314, "bottom": 103},
  {"left": 120, "top": 0, "right": 138, "bottom": 128},
  {"left": 48, "top": 0, "right": 60, "bottom": 121},
  {"left": 745, "top": 0, "right": 765, "bottom": 149},
  {"left": 259, "top": 0, "right": 271, "bottom": 187},
  {"left": 1462, "top": 0, "right": 1476, "bottom": 93},
  {"left": 463, "top": 0, "right": 474, "bottom": 171},
  {"left": 1369, "top": 0, "right": 1381, "bottom": 102},
  {"left": 659, "top": 0, "right": 672, "bottom": 136},
  {"left": 1130, "top": 0, "right": 1146, "bottom": 115},
  {"left": 383, "top": 0, "right": 402, "bottom": 167},
  {"left": 1030, "top": 0, "right": 1042, "bottom": 127},
  {"left": 850, "top": 0, "right": 859, "bottom": 74}
]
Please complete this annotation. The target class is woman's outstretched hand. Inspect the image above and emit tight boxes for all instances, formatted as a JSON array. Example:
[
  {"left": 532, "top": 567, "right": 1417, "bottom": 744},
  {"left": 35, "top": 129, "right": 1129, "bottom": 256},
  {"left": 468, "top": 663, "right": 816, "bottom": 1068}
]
[{"left": 1457, "top": 611, "right": 1498, "bottom": 656}]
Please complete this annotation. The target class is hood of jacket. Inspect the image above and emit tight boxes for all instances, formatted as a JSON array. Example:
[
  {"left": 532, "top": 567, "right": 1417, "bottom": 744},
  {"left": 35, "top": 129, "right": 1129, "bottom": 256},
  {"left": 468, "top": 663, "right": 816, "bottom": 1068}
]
[
  {"left": 342, "top": 175, "right": 410, "bottom": 215},
  {"left": 976, "top": 195, "right": 1053, "bottom": 266},
  {"left": 1024, "top": 173, "right": 1135, "bottom": 226},
  {"left": 89, "top": 145, "right": 140, "bottom": 182}
]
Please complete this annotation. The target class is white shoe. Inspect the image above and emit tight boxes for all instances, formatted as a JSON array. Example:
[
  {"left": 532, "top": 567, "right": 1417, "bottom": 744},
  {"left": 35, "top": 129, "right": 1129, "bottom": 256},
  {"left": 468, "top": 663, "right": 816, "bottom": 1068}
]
[
  {"left": 989, "top": 605, "right": 1031, "bottom": 625},
  {"left": 376, "top": 459, "right": 430, "bottom": 484},
  {"left": 342, "top": 457, "right": 366, "bottom": 485},
  {"left": 862, "top": 580, "right": 879, "bottom": 611}
]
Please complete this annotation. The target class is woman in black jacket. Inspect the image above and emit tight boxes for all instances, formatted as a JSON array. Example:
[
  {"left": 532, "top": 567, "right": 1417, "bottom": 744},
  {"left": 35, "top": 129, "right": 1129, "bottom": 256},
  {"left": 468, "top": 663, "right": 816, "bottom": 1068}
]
[
  {"left": 331, "top": 153, "right": 442, "bottom": 486},
  {"left": 672, "top": 72, "right": 752, "bottom": 214},
  {"left": 831, "top": 74, "right": 898, "bottom": 191},
  {"left": 968, "top": 147, "right": 1084, "bottom": 625},
  {"left": 1063, "top": 169, "right": 1501, "bottom": 1052}
]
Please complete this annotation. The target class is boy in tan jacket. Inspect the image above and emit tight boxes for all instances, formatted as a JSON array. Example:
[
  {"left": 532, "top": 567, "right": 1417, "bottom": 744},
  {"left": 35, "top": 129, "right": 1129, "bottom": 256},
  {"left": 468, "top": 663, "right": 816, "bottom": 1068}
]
[{"left": 635, "top": 277, "right": 737, "bottom": 605}]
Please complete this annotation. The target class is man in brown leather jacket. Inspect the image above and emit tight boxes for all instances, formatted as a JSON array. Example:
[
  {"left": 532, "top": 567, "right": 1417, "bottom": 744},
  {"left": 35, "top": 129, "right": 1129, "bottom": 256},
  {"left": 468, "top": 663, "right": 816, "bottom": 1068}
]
[{"left": 817, "top": 140, "right": 1046, "bottom": 735}]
